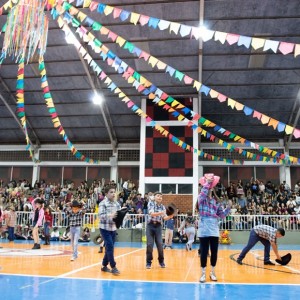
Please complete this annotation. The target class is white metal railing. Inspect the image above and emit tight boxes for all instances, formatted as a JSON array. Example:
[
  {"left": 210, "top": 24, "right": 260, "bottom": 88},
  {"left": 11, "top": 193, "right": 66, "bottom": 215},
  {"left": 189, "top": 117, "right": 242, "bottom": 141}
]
[{"left": 1, "top": 212, "right": 300, "bottom": 232}]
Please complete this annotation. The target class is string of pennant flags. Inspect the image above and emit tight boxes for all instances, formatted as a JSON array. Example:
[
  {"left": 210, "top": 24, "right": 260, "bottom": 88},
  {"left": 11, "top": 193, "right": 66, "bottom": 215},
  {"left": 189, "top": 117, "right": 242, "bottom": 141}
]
[
  {"left": 55, "top": 3, "right": 300, "bottom": 165},
  {"left": 66, "top": 0, "right": 300, "bottom": 58},
  {"left": 54, "top": 4, "right": 295, "bottom": 165},
  {"left": 38, "top": 57, "right": 100, "bottom": 164},
  {"left": 15, "top": 59, "right": 39, "bottom": 163},
  {"left": 58, "top": 1, "right": 300, "bottom": 164},
  {"left": 55, "top": 11, "right": 244, "bottom": 165}
]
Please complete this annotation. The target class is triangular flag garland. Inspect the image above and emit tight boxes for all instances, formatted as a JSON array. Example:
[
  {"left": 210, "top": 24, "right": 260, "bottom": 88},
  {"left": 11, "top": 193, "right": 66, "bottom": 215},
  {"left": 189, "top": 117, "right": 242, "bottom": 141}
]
[
  {"left": 67, "top": 0, "right": 300, "bottom": 58},
  {"left": 15, "top": 59, "right": 40, "bottom": 163},
  {"left": 58, "top": 3, "right": 299, "bottom": 164},
  {"left": 38, "top": 57, "right": 100, "bottom": 164},
  {"left": 56, "top": 6, "right": 299, "bottom": 165},
  {"left": 56, "top": 14, "right": 243, "bottom": 165}
]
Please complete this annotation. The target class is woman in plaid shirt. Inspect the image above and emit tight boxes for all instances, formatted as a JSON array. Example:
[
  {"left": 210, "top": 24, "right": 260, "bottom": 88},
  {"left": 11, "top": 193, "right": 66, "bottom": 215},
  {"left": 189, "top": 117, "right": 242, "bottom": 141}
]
[{"left": 198, "top": 174, "right": 232, "bottom": 283}]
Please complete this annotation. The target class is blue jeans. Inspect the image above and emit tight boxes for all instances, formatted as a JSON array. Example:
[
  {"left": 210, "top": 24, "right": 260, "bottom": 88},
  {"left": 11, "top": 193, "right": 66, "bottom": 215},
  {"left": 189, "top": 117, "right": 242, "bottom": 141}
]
[
  {"left": 8, "top": 226, "right": 14, "bottom": 241},
  {"left": 44, "top": 222, "right": 50, "bottom": 236},
  {"left": 146, "top": 223, "right": 164, "bottom": 264},
  {"left": 100, "top": 228, "right": 117, "bottom": 268},
  {"left": 238, "top": 229, "right": 271, "bottom": 262},
  {"left": 70, "top": 226, "right": 81, "bottom": 258}
]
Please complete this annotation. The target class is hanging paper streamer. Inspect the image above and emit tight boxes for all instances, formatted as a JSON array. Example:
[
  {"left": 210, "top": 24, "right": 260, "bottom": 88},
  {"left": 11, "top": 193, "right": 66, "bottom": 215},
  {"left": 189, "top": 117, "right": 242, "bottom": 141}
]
[
  {"left": 38, "top": 57, "right": 100, "bottom": 164},
  {"left": 2, "top": 0, "right": 49, "bottom": 63}
]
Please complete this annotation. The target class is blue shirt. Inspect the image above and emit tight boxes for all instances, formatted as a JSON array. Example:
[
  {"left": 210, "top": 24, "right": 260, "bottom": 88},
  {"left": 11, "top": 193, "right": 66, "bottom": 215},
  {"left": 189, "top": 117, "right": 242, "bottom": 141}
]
[{"left": 165, "top": 218, "right": 174, "bottom": 230}]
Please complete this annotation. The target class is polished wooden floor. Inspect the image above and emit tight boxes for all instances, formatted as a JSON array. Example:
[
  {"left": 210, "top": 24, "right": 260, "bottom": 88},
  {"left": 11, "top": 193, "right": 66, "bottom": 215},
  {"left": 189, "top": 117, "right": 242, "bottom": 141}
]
[{"left": 1, "top": 240, "right": 299, "bottom": 284}]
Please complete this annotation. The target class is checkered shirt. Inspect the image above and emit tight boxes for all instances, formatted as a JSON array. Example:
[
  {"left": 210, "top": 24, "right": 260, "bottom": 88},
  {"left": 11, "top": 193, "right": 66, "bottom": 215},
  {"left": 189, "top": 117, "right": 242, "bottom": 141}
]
[
  {"left": 253, "top": 225, "right": 277, "bottom": 243},
  {"left": 98, "top": 197, "right": 121, "bottom": 231}
]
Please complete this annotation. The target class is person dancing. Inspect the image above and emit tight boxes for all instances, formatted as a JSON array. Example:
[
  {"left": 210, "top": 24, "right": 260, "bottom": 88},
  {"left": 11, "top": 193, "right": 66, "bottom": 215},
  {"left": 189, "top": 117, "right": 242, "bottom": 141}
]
[
  {"left": 198, "top": 174, "right": 232, "bottom": 283},
  {"left": 32, "top": 198, "right": 45, "bottom": 249}
]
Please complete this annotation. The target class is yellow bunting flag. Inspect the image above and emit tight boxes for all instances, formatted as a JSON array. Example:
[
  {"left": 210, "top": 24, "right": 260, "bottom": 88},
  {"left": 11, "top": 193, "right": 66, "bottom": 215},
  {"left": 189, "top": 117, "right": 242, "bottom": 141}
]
[
  {"left": 227, "top": 98, "right": 236, "bottom": 109},
  {"left": 158, "top": 100, "right": 165, "bottom": 106},
  {"left": 209, "top": 89, "right": 219, "bottom": 98},
  {"left": 169, "top": 22, "right": 180, "bottom": 34},
  {"left": 178, "top": 115, "right": 185, "bottom": 121},
  {"left": 294, "top": 44, "right": 300, "bottom": 57},
  {"left": 171, "top": 100, "right": 179, "bottom": 107},
  {"left": 148, "top": 56, "right": 158, "bottom": 68},
  {"left": 100, "top": 27, "right": 110, "bottom": 36},
  {"left": 251, "top": 38, "right": 265, "bottom": 50},
  {"left": 156, "top": 61, "right": 167, "bottom": 70},
  {"left": 193, "top": 80, "right": 201, "bottom": 91},
  {"left": 83, "top": 0, "right": 92, "bottom": 8},
  {"left": 261, "top": 114, "right": 270, "bottom": 124},
  {"left": 285, "top": 125, "right": 293, "bottom": 135},
  {"left": 104, "top": 5, "right": 114, "bottom": 16},
  {"left": 57, "top": 17, "right": 65, "bottom": 28},
  {"left": 130, "top": 12, "right": 140, "bottom": 25},
  {"left": 77, "top": 11, "right": 87, "bottom": 22},
  {"left": 104, "top": 77, "right": 112, "bottom": 85},
  {"left": 114, "top": 88, "right": 121, "bottom": 94},
  {"left": 118, "top": 92, "right": 126, "bottom": 98},
  {"left": 116, "top": 36, "right": 126, "bottom": 47},
  {"left": 128, "top": 76, "right": 135, "bottom": 84}
]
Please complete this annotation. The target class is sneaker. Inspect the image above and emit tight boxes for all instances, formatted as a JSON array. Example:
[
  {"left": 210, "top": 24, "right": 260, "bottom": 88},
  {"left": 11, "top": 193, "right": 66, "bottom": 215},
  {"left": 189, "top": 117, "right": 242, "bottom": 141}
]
[
  {"left": 160, "top": 262, "right": 166, "bottom": 268},
  {"left": 200, "top": 273, "right": 206, "bottom": 283},
  {"left": 111, "top": 267, "right": 120, "bottom": 275},
  {"left": 101, "top": 266, "right": 111, "bottom": 273},
  {"left": 185, "top": 244, "right": 189, "bottom": 251},
  {"left": 70, "top": 256, "right": 75, "bottom": 261},
  {"left": 236, "top": 259, "right": 243, "bottom": 265},
  {"left": 98, "top": 247, "right": 103, "bottom": 253},
  {"left": 210, "top": 271, "right": 217, "bottom": 281},
  {"left": 146, "top": 263, "right": 151, "bottom": 269},
  {"left": 264, "top": 261, "right": 275, "bottom": 266}
]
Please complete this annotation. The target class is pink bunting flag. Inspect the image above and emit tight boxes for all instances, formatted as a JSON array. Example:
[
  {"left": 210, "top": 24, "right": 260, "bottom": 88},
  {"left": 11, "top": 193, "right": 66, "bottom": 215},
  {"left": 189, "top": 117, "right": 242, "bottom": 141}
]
[
  {"left": 278, "top": 42, "right": 295, "bottom": 55},
  {"left": 217, "top": 94, "right": 227, "bottom": 102},
  {"left": 293, "top": 129, "right": 300, "bottom": 139},
  {"left": 108, "top": 31, "right": 118, "bottom": 42},
  {"left": 113, "top": 7, "right": 122, "bottom": 19},
  {"left": 161, "top": 93, "right": 168, "bottom": 100},
  {"left": 139, "top": 15, "right": 150, "bottom": 26},
  {"left": 253, "top": 110, "right": 262, "bottom": 120},
  {"left": 184, "top": 76, "right": 193, "bottom": 84},
  {"left": 226, "top": 34, "right": 240, "bottom": 45},
  {"left": 139, "top": 51, "right": 150, "bottom": 61},
  {"left": 89, "top": 1, "right": 99, "bottom": 11}
]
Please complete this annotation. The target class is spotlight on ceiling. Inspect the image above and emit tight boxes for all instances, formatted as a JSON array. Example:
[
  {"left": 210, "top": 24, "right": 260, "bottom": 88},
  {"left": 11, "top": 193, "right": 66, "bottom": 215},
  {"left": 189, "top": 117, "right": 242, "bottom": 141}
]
[{"left": 93, "top": 93, "right": 104, "bottom": 105}]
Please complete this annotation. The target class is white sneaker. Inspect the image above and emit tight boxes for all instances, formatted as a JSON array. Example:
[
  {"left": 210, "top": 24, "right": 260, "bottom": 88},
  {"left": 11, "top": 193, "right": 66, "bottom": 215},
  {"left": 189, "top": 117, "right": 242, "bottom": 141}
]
[
  {"left": 210, "top": 271, "right": 217, "bottom": 281},
  {"left": 70, "top": 256, "right": 75, "bottom": 261},
  {"left": 200, "top": 273, "right": 206, "bottom": 283}
]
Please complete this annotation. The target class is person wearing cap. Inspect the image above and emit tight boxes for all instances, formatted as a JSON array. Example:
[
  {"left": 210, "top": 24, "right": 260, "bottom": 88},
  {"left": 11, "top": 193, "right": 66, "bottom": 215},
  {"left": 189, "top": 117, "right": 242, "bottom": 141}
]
[
  {"left": 65, "top": 199, "right": 85, "bottom": 261},
  {"left": 198, "top": 174, "right": 232, "bottom": 283},
  {"left": 236, "top": 225, "right": 285, "bottom": 266},
  {"left": 32, "top": 198, "right": 45, "bottom": 249}
]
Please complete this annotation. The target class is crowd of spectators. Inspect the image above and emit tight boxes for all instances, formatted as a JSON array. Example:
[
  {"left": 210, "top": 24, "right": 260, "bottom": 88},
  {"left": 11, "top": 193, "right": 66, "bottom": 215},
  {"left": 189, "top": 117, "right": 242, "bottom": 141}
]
[{"left": 0, "top": 177, "right": 300, "bottom": 234}]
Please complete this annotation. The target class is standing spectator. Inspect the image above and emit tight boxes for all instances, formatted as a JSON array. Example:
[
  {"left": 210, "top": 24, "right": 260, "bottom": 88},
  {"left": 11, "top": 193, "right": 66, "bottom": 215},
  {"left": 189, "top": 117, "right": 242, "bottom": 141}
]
[
  {"left": 146, "top": 192, "right": 174, "bottom": 269},
  {"left": 43, "top": 206, "right": 53, "bottom": 245},
  {"left": 32, "top": 198, "right": 45, "bottom": 249},
  {"left": 198, "top": 174, "right": 232, "bottom": 283},
  {"left": 99, "top": 186, "right": 121, "bottom": 275},
  {"left": 164, "top": 215, "right": 174, "bottom": 249},
  {"left": 65, "top": 200, "right": 85, "bottom": 261},
  {"left": 6, "top": 206, "right": 17, "bottom": 242}
]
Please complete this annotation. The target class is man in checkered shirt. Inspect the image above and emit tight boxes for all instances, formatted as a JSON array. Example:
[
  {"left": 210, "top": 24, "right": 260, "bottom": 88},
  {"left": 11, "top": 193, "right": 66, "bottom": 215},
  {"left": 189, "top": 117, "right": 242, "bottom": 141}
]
[{"left": 237, "top": 224, "right": 285, "bottom": 265}]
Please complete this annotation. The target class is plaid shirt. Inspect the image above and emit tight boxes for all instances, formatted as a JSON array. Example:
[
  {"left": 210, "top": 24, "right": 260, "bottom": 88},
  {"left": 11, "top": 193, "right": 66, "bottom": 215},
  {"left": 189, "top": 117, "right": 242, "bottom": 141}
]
[
  {"left": 99, "top": 197, "right": 121, "bottom": 231},
  {"left": 253, "top": 225, "right": 277, "bottom": 243},
  {"left": 198, "top": 183, "right": 230, "bottom": 219},
  {"left": 147, "top": 200, "right": 166, "bottom": 224},
  {"left": 65, "top": 209, "right": 85, "bottom": 227}
]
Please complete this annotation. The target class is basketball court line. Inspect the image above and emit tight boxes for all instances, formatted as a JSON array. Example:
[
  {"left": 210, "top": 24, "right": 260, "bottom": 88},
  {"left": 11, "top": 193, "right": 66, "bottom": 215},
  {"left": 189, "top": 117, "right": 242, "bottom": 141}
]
[
  {"left": 183, "top": 250, "right": 198, "bottom": 282},
  {"left": 19, "top": 248, "right": 144, "bottom": 289}
]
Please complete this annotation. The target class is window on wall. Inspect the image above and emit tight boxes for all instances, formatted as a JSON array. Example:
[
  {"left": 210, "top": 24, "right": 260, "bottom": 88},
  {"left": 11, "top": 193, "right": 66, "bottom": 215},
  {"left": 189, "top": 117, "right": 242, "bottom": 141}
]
[
  {"left": 0, "top": 167, "right": 11, "bottom": 187},
  {"left": 40, "top": 167, "right": 62, "bottom": 185},
  {"left": 145, "top": 184, "right": 159, "bottom": 193},
  {"left": 63, "top": 167, "right": 86, "bottom": 189},
  {"left": 256, "top": 167, "right": 280, "bottom": 186},
  {"left": 12, "top": 167, "right": 33, "bottom": 184},
  {"left": 290, "top": 167, "right": 300, "bottom": 190},
  {"left": 162, "top": 184, "right": 176, "bottom": 194},
  {"left": 203, "top": 167, "right": 228, "bottom": 187},
  {"left": 178, "top": 184, "right": 193, "bottom": 194},
  {"left": 87, "top": 167, "right": 110, "bottom": 185}
]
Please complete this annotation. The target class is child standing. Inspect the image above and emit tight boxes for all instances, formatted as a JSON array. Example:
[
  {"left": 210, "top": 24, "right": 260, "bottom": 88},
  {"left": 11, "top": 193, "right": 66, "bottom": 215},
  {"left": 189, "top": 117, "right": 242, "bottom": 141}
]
[
  {"left": 32, "top": 198, "right": 45, "bottom": 249},
  {"left": 65, "top": 200, "right": 85, "bottom": 261},
  {"left": 43, "top": 206, "right": 53, "bottom": 245},
  {"left": 6, "top": 206, "right": 17, "bottom": 242},
  {"left": 164, "top": 216, "right": 174, "bottom": 249}
]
